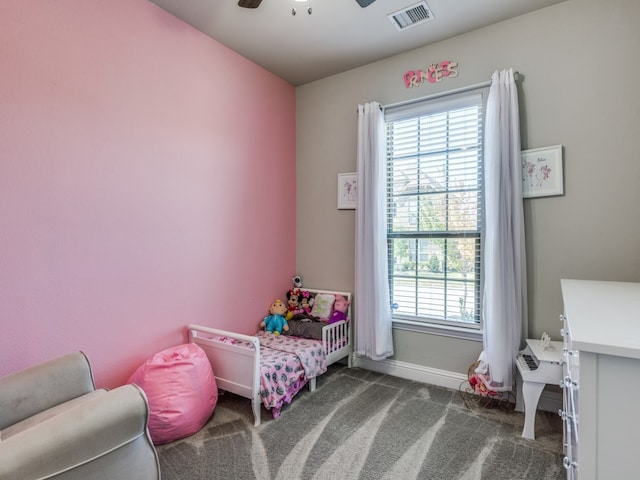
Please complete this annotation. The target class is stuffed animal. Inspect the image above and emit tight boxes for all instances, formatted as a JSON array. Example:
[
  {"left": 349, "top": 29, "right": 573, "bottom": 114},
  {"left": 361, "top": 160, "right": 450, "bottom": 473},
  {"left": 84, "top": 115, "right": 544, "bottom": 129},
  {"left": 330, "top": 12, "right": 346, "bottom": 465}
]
[
  {"left": 286, "top": 288, "right": 302, "bottom": 320},
  {"left": 260, "top": 299, "right": 289, "bottom": 335},
  {"left": 328, "top": 294, "right": 350, "bottom": 324},
  {"left": 299, "top": 290, "right": 314, "bottom": 314}
]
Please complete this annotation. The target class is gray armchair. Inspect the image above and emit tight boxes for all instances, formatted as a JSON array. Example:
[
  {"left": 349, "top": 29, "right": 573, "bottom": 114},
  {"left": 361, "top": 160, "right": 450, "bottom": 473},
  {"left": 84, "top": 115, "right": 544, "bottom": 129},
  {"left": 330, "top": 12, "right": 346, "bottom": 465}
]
[{"left": 0, "top": 352, "right": 161, "bottom": 480}]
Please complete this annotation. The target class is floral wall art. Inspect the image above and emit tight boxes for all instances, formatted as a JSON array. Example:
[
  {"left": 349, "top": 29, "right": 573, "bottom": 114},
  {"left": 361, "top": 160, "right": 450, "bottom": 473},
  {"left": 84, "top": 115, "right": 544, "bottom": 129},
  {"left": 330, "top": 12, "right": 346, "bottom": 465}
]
[
  {"left": 338, "top": 172, "right": 357, "bottom": 209},
  {"left": 521, "top": 145, "right": 564, "bottom": 198}
]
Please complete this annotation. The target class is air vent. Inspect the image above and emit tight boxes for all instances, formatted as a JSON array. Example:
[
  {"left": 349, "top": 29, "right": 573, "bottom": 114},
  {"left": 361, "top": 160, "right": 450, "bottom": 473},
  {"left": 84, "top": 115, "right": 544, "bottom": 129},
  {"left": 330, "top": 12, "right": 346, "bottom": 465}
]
[{"left": 388, "top": 1, "right": 434, "bottom": 31}]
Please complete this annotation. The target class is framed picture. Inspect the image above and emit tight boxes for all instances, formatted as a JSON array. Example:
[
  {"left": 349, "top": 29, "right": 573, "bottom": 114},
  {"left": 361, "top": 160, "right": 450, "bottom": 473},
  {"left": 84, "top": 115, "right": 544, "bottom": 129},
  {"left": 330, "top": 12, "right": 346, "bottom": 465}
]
[
  {"left": 521, "top": 145, "right": 564, "bottom": 198},
  {"left": 337, "top": 172, "right": 358, "bottom": 209}
]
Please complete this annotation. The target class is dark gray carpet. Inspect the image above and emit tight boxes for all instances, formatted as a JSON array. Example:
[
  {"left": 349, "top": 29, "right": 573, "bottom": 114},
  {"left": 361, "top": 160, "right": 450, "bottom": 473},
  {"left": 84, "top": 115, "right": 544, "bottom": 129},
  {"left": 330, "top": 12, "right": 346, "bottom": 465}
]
[{"left": 157, "top": 365, "right": 564, "bottom": 480}]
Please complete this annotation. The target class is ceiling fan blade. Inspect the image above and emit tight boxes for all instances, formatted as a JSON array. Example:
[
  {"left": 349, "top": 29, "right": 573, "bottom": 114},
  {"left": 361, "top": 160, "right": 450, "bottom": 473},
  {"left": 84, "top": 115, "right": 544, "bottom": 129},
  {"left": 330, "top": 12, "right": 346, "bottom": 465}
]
[
  {"left": 355, "top": 0, "right": 376, "bottom": 7},
  {"left": 238, "top": 0, "right": 263, "bottom": 8}
]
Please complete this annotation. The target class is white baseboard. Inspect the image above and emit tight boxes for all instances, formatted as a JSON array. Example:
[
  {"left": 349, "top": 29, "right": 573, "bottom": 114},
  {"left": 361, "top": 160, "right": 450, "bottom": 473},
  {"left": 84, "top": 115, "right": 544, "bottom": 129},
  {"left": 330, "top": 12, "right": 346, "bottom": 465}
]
[
  {"left": 352, "top": 355, "right": 467, "bottom": 391},
  {"left": 352, "top": 354, "right": 563, "bottom": 413}
]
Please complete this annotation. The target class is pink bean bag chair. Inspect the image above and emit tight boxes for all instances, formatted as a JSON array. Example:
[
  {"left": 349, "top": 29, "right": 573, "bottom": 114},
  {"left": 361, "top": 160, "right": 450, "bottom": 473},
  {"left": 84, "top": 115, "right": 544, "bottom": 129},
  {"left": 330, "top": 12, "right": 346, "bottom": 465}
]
[{"left": 128, "top": 343, "right": 218, "bottom": 445}]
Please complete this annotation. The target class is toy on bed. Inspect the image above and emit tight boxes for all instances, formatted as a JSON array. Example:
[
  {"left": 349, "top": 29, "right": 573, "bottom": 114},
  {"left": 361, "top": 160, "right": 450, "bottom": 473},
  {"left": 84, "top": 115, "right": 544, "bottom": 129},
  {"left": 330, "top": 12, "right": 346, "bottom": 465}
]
[
  {"left": 299, "top": 290, "right": 314, "bottom": 314},
  {"left": 260, "top": 299, "right": 289, "bottom": 335},
  {"left": 328, "top": 294, "right": 350, "bottom": 324},
  {"left": 287, "top": 289, "right": 318, "bottom": 321},
  {"left": 285, "top": 288, "right": 302, "bottom": 320}
]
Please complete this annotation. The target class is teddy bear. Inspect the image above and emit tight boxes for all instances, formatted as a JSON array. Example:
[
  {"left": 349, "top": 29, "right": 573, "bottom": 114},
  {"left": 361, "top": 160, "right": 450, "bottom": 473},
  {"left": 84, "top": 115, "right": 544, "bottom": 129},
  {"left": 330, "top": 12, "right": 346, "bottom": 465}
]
[
  {"left": 328, "top": 294, "right": 350, "bottom": 324},
  {"left": 260, "top": 299, "right": 289, "bottom": 335}
]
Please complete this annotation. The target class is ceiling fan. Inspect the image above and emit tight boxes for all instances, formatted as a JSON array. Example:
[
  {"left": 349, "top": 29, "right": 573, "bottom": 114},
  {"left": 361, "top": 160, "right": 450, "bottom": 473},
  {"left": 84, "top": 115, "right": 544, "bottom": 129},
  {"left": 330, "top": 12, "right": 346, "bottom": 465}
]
[{"left": 238, "top": 0, "right": 376, "bottom": 8}]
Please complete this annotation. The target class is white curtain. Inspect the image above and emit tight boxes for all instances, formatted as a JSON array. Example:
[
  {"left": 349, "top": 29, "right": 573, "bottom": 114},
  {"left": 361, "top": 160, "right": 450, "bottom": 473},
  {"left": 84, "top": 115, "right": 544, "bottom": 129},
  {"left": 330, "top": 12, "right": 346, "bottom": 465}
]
[
  {"left": 476, "top": 69, "right": 527, "bottom": 392},
  {"left": 354, "top": 102, "right": 394, "bottom": 361}
]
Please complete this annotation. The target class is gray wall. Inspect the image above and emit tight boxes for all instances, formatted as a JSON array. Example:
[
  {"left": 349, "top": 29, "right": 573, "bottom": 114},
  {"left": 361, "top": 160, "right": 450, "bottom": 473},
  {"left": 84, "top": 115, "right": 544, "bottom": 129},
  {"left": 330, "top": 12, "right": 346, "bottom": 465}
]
[{"left": 295, "top": 0, "right": 640, "bottom": 374}]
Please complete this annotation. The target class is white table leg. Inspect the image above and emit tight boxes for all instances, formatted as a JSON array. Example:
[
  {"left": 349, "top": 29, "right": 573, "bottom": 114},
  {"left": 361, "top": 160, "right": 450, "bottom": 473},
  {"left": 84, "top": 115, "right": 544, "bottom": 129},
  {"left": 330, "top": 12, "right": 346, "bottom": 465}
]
[
  {"left": 515, "top": 371, "right": 524, "bottom": 412},
  {"left": 521, "top": 381, "right": 545, "bottom": 440}
]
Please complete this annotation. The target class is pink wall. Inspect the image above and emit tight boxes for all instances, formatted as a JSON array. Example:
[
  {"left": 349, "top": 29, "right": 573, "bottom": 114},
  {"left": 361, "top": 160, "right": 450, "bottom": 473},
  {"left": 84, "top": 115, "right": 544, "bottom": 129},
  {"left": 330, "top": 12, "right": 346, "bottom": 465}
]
[{"left": 0, "top": 0, "right": 296, "bottom": 388}]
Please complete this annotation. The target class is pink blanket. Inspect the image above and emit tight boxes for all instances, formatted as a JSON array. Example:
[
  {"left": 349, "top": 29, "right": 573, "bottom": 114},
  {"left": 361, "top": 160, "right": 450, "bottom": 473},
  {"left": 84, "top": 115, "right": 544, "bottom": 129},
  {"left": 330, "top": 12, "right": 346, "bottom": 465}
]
[
  {"left": 257, "top": 332, "right": 327, "bottom": 379},
  {"left": 255, "top": 332, "right": 327, "bottom": 417}
]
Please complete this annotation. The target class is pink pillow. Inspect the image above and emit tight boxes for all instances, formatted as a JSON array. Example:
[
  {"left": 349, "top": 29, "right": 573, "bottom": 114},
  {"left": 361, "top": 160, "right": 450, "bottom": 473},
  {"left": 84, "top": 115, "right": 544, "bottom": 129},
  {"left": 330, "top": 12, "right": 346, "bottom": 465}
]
[{"left": 128, "top": 343, "right": 218, "bottom": 445}]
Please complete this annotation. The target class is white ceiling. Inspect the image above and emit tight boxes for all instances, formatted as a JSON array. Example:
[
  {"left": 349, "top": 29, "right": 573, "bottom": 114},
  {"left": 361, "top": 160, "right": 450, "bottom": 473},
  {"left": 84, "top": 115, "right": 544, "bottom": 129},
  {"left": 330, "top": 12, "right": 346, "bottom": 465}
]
[{"left": 148, "top": 0, "right": 565, "bottom": 86}]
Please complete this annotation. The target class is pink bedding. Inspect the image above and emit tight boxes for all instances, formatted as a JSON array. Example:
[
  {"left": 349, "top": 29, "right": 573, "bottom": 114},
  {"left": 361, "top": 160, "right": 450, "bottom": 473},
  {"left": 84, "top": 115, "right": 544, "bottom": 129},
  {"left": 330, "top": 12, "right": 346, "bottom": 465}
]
[
  {"left": 257, "top": 332, "right": 327, "bottom": 418},
  {"left": 232, "top": 332, "right": 327, "bottom": 418}
]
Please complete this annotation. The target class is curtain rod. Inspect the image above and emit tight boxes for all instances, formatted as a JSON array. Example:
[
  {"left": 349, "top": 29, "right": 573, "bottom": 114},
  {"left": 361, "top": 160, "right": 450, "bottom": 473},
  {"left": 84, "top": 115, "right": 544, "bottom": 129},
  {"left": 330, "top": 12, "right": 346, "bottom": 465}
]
[{"left": 382, "top": 71, "right": 520, "bottom": 111}]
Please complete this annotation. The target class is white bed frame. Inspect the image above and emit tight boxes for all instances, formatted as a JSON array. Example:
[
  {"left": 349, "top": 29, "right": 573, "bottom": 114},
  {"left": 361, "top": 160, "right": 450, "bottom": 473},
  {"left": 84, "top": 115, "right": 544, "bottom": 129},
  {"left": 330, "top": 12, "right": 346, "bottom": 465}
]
[{"left": 188, "top": 288, "right": 352, "bottom": 426}]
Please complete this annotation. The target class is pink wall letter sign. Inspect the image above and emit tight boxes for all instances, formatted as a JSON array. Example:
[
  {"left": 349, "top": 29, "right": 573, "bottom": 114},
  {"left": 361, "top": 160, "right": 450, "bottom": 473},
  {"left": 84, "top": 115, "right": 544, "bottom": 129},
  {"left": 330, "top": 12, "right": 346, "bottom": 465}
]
[{"left": 404, "top": 61, "right": 459, "bottom": 88}]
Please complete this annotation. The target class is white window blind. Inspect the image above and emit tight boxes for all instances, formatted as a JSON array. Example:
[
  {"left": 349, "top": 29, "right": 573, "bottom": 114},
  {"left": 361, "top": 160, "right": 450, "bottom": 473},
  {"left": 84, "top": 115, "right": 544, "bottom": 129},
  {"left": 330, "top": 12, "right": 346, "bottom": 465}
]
[{"left": 385, "top": 88, "right": 488, "bottom": 328}]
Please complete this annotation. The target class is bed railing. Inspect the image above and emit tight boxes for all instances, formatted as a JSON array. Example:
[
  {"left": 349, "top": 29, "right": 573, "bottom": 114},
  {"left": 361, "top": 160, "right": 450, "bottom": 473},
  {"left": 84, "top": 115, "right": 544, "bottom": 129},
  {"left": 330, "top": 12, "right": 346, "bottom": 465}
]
[{"left": 188, "top": 324, "right": 262, "bottom": 426}]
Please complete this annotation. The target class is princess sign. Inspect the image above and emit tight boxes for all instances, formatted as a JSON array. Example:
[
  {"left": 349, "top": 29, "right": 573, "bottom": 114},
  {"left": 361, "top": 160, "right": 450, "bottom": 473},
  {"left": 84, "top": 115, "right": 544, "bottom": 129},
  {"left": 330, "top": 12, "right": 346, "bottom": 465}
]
[{"left": 404, "top": 60, "right": 458, "bottom": 88}]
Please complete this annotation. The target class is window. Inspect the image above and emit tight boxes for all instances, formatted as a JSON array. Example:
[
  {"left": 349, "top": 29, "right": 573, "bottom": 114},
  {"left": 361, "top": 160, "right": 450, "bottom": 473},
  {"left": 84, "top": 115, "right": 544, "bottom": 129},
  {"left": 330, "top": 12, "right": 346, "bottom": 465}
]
[{"left": 385, "top": 89, "right": 488, "bottom": 332}]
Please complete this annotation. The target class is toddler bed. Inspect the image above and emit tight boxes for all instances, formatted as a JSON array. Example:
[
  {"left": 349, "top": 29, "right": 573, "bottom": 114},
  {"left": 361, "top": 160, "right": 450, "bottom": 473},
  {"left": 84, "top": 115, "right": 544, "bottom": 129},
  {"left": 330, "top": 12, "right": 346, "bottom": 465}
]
[{"left": 188, "top": 288, "right": 352, "bottom": 426}]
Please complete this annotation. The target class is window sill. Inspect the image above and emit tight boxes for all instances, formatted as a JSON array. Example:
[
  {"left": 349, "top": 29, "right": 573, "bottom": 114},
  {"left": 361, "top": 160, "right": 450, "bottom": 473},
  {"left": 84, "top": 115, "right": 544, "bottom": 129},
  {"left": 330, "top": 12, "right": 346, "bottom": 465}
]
[{"left": 392, "top": 318, "right": 483, "bottom": 342}]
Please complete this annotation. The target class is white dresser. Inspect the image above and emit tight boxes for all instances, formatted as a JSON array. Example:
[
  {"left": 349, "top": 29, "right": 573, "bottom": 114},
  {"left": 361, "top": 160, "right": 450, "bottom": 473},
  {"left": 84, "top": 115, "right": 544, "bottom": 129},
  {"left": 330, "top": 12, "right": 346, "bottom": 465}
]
[{"left": 560, "top": 279, "right": 640, "bottom": 480}]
